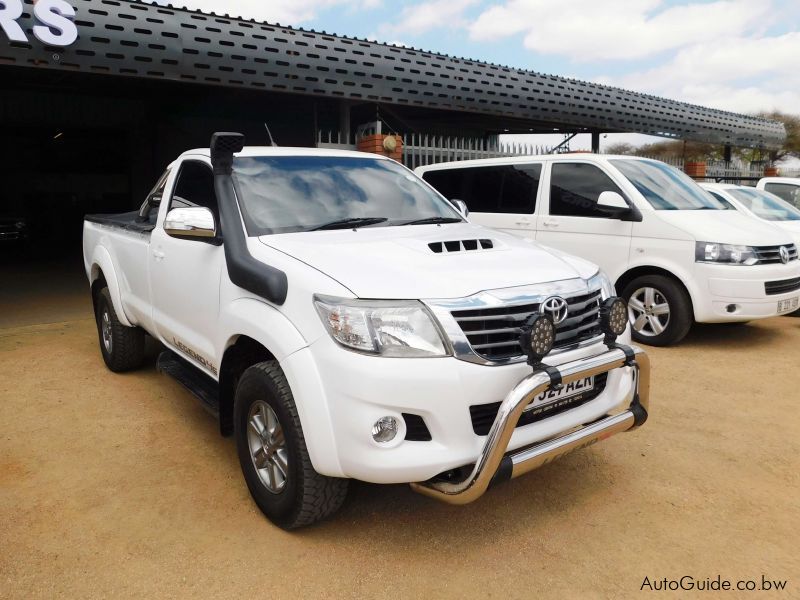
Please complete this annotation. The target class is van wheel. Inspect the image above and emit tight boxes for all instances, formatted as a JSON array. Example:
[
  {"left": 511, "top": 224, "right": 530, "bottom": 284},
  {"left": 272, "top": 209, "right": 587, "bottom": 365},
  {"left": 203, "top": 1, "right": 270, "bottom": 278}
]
[
  {"left": 234, "top": 361, "right": 348, "bottom": 529},
  {"left": 95, "top": 287, "right": 145, "bottom": 372},
  {"left": 621, "top": 275, "right": 692, "bottom": 346}
]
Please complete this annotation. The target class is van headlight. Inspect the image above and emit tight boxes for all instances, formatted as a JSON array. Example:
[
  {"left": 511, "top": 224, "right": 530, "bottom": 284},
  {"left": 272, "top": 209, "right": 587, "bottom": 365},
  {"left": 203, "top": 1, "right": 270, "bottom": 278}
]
[
  {"left": 314, "top": 295, "right": 450, "bottom": 357},
  {"left": 695, "top": 242, "right": 758, "bottom": 265},
  {"left": 589, "top": 270, "right": 615, "bottom": 299}
]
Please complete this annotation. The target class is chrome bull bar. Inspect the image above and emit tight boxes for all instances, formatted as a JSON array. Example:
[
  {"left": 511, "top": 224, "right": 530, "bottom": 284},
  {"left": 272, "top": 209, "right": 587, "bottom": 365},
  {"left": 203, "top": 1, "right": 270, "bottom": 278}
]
[{"left": 410, "top": 344, "right": 650, "bottom": 505}]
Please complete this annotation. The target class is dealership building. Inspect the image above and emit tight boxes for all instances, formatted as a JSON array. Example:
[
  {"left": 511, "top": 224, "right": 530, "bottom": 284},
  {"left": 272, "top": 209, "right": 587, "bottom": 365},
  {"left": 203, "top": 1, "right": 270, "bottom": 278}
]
[{"left": 0, "top": 0, "right": 786, "bottom": 250}]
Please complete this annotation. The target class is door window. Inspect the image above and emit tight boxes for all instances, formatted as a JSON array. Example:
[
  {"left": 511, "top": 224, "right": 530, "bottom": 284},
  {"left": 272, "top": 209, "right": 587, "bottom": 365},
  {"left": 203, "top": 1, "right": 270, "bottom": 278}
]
[
  {"left": 549, "top": 163, "right": 626, "bottom": 218},
  {"left": 422, "top": 164, "right": 541, "bottom": 214},
  {"left": 169, "top": 161, "right": 217, "bottom": 220}
]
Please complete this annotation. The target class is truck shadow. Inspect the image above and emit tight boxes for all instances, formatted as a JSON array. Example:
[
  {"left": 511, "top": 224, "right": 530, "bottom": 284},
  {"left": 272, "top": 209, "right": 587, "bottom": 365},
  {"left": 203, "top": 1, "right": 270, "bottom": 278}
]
[{"left": 302, "top": 451, "right": 614, "bottom": 548}]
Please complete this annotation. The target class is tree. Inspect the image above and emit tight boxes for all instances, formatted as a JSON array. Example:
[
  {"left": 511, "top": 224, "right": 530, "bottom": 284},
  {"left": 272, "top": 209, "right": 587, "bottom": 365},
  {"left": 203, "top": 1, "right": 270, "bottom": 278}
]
[
  {"left": 748, "top": 111, "right": 800, "bottom": 162},
  {"left": 603, "top": 142, "right": 635, "bottom": 155}
]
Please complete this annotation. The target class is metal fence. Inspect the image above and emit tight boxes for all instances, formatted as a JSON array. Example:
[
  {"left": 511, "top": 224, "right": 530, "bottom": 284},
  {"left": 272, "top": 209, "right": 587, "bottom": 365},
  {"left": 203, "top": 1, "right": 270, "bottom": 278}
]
[
  {"left": 317, "top": 130, "right": 798, "bottom": 181},
  {"left": 401, "top": 134, "right": 553, "bottom": 170},
  {"left": 316, "top": 130, "right": 553, "bottom": 169}
]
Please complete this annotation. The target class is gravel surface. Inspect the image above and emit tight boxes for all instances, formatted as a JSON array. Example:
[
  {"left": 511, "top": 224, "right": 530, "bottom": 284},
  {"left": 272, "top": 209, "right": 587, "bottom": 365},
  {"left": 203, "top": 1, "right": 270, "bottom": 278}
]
[{"left": 1, "top": 285, "right": 798, "bottom": 598}]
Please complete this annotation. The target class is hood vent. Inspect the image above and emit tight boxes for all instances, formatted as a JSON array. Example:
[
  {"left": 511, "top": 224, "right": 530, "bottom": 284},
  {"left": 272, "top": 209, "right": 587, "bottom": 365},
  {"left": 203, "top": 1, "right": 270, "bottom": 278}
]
[{"left": 429, "top": 239, "right": 494, "bottom": 254}]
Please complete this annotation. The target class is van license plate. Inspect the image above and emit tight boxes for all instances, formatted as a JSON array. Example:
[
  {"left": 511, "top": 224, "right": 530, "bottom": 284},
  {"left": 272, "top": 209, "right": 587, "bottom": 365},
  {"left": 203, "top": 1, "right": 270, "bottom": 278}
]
[
  {"left": 777, "top": 297, "right": 799, "bottom": 313},
  {"left": 525, "top": 376, "right": 594, "bottom": 412}
]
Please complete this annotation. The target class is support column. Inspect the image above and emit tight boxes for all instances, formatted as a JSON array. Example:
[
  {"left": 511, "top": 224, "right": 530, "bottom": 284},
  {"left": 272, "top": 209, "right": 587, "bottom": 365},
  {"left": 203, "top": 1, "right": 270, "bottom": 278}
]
[
  {"left": 339, "top": 100, "right": 351, "bottom": 145},
  {"left": 591, "top": 131, "right": 601, "bottom": 154}
]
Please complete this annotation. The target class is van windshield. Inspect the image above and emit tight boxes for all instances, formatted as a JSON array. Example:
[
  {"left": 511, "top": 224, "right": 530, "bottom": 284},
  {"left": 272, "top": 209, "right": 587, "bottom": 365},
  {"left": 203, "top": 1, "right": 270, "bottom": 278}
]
[
  {"left": 611, "top": 159, "right": 727, "bottom": 211},
  {"left": 728, "top": 187, "right": 800, "bottom": 221},
  {"left": 232, "top": 155, "right": 462, "bottom": 235}
]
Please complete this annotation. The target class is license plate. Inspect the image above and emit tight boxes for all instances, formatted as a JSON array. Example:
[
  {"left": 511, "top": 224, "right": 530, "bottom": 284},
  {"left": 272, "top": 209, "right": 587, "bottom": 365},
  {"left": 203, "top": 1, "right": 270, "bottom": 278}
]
[
  {"left": 777, "top": 297, "right": 799, "bottom": 313},
  {"left": 524, "top": 376, "right": 594, "bottom": 413}
]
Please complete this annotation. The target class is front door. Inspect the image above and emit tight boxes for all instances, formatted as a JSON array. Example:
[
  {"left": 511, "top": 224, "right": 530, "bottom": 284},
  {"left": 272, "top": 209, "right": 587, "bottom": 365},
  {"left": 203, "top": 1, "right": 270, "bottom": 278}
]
[
  {"left": 149, "top": 159, "right": 223, "bottom": 377},
  {"left": 536, "top": 161, "right": 633, "bottom": 283}
]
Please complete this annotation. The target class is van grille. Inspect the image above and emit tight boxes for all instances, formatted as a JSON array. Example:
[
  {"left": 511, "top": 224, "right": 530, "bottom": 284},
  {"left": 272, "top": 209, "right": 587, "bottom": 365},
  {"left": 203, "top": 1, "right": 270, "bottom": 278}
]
[
  {"left": 765, "top": 276, "right": 800, "bottom": 296},
  {"left": 754, "top": 244, "right": 798, "bottom": 264},
  {"left": 450, "top": 289, "right": 603, "bottom": 361}
]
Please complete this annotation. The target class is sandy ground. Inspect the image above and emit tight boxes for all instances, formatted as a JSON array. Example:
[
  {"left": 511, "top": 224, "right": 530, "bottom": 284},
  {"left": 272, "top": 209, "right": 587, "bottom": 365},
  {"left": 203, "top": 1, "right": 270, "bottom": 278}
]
[{"left": 1, "top": 263, "right": 799, "bottom": 598}]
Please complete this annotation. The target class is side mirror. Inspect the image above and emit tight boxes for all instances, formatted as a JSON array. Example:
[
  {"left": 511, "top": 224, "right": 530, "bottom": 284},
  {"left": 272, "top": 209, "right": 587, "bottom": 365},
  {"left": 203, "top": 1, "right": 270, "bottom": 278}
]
[
  {"left": 452, "top": 199, "right": 469, "bottom": 218},
  {"left": 164, "top": 207, "right": 217, "bottom": 240},
  {"left": 597, "top": 191, "right": 637, "bottom": 220}
]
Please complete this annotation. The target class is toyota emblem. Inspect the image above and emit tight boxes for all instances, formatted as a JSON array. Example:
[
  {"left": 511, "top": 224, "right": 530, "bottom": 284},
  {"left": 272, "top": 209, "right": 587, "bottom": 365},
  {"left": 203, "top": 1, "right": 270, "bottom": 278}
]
[
  {"left": 540, "top": 296, "right": 569, "bottom": 324},
  {"left": 779, "top": 246, "right": 790, "bottom": 264}
]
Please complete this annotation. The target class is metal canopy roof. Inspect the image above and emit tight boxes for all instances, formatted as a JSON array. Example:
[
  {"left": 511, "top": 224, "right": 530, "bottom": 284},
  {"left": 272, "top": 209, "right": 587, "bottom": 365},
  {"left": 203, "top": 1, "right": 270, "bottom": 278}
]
[{"left": 1, "top": 0, "right": 785, "bottom": 149}]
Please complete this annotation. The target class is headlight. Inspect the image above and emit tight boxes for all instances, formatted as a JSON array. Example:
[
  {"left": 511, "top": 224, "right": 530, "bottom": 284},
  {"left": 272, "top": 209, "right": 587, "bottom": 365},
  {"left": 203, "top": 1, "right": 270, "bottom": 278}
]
[
  {"left": 695, "top": 242, "right": 757, "bottom": 265},
  {"left": 314, "top": 295, "right": 450, "bottom": 357},
  {"left": 589, "top": 270, "right": 615, "bottom": 299}
]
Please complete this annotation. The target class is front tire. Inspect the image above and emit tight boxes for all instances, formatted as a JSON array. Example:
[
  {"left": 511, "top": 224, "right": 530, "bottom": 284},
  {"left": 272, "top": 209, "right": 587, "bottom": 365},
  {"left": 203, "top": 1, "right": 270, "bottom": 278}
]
[
  {"left": 234, "top": 361, "right": 348, "bottom": 529},
  {"left": 95, "top": 287, "right": 145, "bottom": 372},
  {"left": 622, "top": 275, "right": 692, "bottom": 346}
]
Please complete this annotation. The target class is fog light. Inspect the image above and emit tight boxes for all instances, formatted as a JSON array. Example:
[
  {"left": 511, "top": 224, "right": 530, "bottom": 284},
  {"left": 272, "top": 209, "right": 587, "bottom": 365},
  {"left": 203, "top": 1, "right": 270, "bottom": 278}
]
[
  {"left": 600, "top": 297, "right": 628, "bottom": 343},
  {"left": 372, "top": 416, "right": 398, "bottom": 443},
  {"left": 519, "top": 313, "right": 556, "bottom": 366}
]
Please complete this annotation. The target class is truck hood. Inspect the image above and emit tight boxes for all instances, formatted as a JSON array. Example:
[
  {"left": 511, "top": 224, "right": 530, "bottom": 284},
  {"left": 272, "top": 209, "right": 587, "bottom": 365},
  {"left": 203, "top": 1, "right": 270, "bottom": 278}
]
[
  {"left": 654, "top": 210, "right": 794, "bottom": 245},
  {"left": 258, "top": 223, "right": 598, "bottom": 299}
]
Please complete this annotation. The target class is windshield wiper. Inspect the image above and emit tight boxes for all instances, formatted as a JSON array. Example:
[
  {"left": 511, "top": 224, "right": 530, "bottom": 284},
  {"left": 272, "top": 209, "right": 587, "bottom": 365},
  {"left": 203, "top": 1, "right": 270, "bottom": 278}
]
[
  {"left": 310, "top": 217, "right": 388, "bottom": 231},
  {"left": 399, "top": 216, "right": 463, "bottom": 226}
]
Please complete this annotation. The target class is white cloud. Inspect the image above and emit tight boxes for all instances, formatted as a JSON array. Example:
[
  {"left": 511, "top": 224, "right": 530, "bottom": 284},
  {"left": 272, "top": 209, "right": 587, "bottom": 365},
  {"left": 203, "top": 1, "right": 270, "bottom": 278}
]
[
  {"left": 147, "top": 0, "right": 375, "bottom": 26},
  {"left": 379, "top": 0, "right": 478, "bottom": 37},
  {"left": 604, "top": 32, "right": 800, "bottom": 114},
  {"left": 468, "top": 0, "right": 772, "bottom": 61}
]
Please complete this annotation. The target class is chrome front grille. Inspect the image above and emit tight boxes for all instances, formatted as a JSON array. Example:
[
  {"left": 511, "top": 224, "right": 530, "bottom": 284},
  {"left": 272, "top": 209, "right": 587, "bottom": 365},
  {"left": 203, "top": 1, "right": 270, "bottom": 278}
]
[
  {"left": 754, "top": 244, "right": 798, "bottom": 264},
  {"left": 450, "top": 289, "right": 603, "bottom": 361}
]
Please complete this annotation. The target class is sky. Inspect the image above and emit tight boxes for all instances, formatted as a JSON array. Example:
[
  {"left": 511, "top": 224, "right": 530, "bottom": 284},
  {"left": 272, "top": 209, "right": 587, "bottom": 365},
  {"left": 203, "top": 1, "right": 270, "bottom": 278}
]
[{"left": 149, "top": 0, "right": 800, "bottom": 150}]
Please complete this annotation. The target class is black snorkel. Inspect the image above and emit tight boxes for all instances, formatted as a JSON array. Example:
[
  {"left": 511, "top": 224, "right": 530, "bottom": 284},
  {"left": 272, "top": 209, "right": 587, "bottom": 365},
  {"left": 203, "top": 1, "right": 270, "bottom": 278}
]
[{"left": 210, "top": 132, "right": 288, "bottom": 305}]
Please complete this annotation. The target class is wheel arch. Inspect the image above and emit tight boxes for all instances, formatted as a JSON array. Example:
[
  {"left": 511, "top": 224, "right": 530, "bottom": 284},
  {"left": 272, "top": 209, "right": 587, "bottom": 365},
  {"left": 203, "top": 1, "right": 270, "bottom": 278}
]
[
  {"left": 88, "top": 246, "right": 133, "bottom": 327},
  {"left": 218, "top": 335, "right": 275, "bottom": 436},
  {"left": 616, "top": 265, "right": 696, "bottom": 325}
]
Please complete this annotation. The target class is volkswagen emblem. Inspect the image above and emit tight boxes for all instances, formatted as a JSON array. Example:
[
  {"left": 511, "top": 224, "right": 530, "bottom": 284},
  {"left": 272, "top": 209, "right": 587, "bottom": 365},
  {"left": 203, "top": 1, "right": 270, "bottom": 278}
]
[
  {"left": 540, "top": 296, "right": 569, "bottom": 324},
  {"left": 779, "top": 245, "right": 790, "bottom": 264}
]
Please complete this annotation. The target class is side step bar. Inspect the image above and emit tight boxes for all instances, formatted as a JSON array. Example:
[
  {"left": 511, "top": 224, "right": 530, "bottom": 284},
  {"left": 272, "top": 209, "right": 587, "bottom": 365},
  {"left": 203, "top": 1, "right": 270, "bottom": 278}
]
[{"left": 156, "top": 350, "right": 220, "bottom": 418}]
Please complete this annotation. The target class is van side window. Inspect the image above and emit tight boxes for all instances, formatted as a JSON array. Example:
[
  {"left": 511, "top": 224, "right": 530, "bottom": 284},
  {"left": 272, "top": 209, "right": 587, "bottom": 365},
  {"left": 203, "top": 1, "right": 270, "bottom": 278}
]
[
  {"left": 169, "top": 161, "right": 217, "bottom": 220},
  {"left": 423, "top": 164, "right": 541, "bottom": 214},
  {"left": 550, "top": 163, "right": 625, "bottom": 218},
  {"left": 764, "top": 183, "right": 800, "bottom": 207}
]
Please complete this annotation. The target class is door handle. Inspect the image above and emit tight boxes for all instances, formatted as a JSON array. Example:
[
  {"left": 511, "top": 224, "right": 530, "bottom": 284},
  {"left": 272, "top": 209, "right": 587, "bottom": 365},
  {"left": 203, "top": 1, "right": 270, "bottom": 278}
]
[
  {"left": 542, "top": 220, "right": 560, "bottom": 228},
  {"left": 152, "top": 249, "right": 165, "bottom": 260},
  {"left": 514, "top": 219, "right": 533, "bottom": 226}
]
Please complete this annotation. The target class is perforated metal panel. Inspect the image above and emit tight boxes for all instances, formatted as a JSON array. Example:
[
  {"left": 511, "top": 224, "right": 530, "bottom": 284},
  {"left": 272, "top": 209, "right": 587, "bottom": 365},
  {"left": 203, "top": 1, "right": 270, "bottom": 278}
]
[{"left": 0, "top": 0, "right": 785, "bottom": 149}]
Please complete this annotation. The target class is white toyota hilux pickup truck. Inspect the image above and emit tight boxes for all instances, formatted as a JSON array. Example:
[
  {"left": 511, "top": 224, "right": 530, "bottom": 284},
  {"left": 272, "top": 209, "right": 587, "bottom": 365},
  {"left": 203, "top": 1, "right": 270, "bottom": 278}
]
[{"left": 83, "top": 133, "right": 650, "bottom": 529}]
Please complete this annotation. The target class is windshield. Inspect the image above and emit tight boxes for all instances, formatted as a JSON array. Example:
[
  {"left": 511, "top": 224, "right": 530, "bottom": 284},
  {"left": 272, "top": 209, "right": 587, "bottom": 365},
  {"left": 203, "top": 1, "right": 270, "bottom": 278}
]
[
  {"left": 611, "top": 159, "right": 728, "bottom": 210},
  {"left": 232, "top": 155, "right": 462, "bottom": 235},
  {"left": 728, "top": 187, "right": 800, "bottom": 221}
]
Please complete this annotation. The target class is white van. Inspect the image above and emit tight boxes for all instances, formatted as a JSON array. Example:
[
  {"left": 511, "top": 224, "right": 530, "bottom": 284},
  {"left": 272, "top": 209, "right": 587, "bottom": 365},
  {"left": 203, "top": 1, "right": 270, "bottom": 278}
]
[{"left": 416, "top": 155, "right": 800, "bottom": 345}]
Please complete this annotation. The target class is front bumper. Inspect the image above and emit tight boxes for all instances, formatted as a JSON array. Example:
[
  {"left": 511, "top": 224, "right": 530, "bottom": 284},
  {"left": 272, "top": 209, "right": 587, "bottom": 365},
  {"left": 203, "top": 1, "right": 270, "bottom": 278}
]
[
  {"left": 694, "top": 262, "right": 800, "bottom": 322},
  {"left": 410, "top": 344, "right": 649, "bottom": 504}
]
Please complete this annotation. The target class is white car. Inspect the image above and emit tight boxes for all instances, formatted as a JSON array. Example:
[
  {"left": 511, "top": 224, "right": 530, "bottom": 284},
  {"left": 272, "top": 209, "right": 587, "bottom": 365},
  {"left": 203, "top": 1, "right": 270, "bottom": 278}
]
[
  {"left": 82, "top": 134, "right": 650, "bottom": 529},
  {"left": 700, "top": 182, "right": 800, "bottom": 240},
  {"left": 757, "top": 177, "right": 800, "bottom": 209},
  {"left": 416, "top": 155, "right": 800, "bottom": 346}
]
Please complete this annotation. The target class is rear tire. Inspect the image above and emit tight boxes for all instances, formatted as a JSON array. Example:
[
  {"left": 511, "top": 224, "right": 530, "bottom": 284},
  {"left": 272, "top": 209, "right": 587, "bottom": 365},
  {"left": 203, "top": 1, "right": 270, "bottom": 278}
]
[
  {"left": 621, "top": 275, "right": 692, "bottom": 346},
  {"left": 234, "top": 361, "right": 348, "bottom": 529},
  {"left": 95, "top": 287, "right": 145, "bottom": 372}
]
